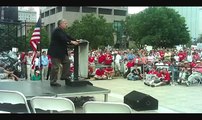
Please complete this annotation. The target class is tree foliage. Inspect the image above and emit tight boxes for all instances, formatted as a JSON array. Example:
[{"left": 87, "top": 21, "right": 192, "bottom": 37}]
[
  {"left": 125, "top": 7, "right": 191, "bottom": 48},
  {"left": 66, "top": 14, "right": 114, "bottom": 49}
]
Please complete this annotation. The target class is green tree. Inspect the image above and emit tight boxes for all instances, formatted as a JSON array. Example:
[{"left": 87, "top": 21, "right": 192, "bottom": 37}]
[
  {"left": 17, "top": 35, "right": 26, "bottom": 52},
  {"left": 66, "top": 14, "right": 114, "bottom": 49},
  {"left": 125, "top": 7, "right": 190, "bottom": 49}
]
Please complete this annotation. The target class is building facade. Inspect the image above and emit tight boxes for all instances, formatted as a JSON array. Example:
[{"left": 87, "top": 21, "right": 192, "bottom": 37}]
[
  {"left": 18, "top": 7, "right": 37, "bottom": 22},
  {"left": 168, "top": 7, "right": 202, "bottom": 40},
  {"left": 18, "top": 8, "right": 37, "bottom": 36},
  {"left": 40, "top": 6, "right": 128, "bottom": 39}
]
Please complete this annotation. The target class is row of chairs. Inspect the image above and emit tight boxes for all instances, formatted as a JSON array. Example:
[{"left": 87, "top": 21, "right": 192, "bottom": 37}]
[{"left": 0, "top": 90, "right": 133, "bottom": 113}]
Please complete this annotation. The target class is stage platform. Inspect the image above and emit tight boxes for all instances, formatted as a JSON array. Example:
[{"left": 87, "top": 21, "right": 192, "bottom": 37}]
[{"left": 0, "top": 80, "right": 111, "bottom": 102}]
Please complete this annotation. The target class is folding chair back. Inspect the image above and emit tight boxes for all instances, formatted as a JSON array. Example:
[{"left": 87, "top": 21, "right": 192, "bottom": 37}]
[
  {"left": 30, "top": 96, "right": 75, "bottom": 113},
  {"left": 83, "top": 101, "right": 133, "bottom": 113},
  {"left": 0, "top": 90, "right": 31, "bottom": 113}
]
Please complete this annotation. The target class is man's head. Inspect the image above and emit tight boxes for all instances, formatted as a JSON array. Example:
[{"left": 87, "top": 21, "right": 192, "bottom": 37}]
[
  {"left": 42, "top": 51, "right": 47, "bottom": 56},
  {"left": 57, "top": 19, "right": 68, "bottom": 29}
]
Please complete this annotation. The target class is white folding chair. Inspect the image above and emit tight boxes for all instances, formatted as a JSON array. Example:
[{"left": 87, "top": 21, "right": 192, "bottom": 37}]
[
  {"left": 0, "top": 90, "right": 31, "bottom": 113},
  {"left": 0, "top": 110, "right": 10, "bottom": 113},
  {"left": 30, "top": 96, "right": 76, "bottom": 113},
  {"left": 83, "top": 101, "right": 133, "bottom": 113}
]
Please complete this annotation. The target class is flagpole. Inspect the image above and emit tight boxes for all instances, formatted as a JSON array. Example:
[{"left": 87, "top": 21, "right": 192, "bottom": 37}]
[
  {"left": 39, "top": 9, "right": 42, "bottom": 81},
  {"left": 25, "top": 20, "right": 27, "bottom": 52}
]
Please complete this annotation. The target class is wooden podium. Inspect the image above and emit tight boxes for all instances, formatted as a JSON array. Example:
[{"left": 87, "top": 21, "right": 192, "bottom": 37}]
[{"left": 65, "top": 39, "right": 93, "bottom": 87}]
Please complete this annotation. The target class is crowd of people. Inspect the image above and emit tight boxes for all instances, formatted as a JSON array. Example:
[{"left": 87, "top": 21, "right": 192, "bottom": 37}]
[
  {"left": 18, "top": 50, "right": 50, "bottom": 81},
  {"left": 1, "top": 19, "right": 202, "bottom": 88},
  {"left": 1, "top": 45, "right": 202, "bottom": 88},
  {"left": 87, "top": 47, "right": 202, "bottom": 87},
  {"left": 1, "top": 44, "right": 202, "bottom": 88}
]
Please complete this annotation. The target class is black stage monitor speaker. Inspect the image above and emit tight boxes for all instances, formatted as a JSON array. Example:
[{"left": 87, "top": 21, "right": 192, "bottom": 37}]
[{"left": 124, "top": 90, "right": 158, "bottom": 111}]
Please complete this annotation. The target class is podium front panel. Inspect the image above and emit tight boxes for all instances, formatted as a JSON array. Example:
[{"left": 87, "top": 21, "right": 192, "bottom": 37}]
[{"left": 78, "top": 41, "right": 89, "bottom": 78}]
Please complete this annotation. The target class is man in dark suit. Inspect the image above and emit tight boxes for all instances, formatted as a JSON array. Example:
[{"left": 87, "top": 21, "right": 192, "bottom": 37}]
[{"left": 48, "top": 19, "right": 79, "bottom": 87}]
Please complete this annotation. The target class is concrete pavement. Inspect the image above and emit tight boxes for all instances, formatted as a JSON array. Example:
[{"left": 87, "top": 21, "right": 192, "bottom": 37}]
[{"left": 76, "top": 77, "right": 202, "bottom": 113}]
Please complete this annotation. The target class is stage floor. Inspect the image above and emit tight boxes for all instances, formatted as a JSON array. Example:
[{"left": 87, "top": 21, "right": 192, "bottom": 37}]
[{"left": 0, "top": 80, "right": 111, "bottom": 102}]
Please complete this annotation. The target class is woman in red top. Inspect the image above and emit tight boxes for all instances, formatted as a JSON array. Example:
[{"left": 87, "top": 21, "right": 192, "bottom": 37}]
[
  {"left": 88, "top": 55, "right": 95, "bottom": 64},
  {"left": 104, "top": 51, "right": 113, "bottom": 65},
  {"left": 94, "top": 67, "right": 107, "bottom": 80},
  {"left": 98, "top": 52, "right": 106, "bottom": 64}
]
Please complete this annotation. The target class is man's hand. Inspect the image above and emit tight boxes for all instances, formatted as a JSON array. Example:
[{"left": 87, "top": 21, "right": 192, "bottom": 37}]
[
  {"left": 71, "top": 40, "right": 79, "bottom": 45},
  {"left": 76, "top": 39, "right": 80, "bottom": 43}
]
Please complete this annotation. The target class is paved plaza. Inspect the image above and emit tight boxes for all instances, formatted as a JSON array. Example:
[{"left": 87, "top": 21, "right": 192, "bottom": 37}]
[{"left": 76, "top": 77, "right": 202, "bottom": 113}]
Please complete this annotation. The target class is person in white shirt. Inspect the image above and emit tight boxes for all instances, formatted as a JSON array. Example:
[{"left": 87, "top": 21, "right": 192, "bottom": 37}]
[
  {"left": 174, "top": 55, "right": 179, "bottom": 63},
  {"left": 114, "top": 51, "right": 122, "bottom": 76},
  {"left": 186, "top": 53, "right": 192, "bottom": 63},
  {"left": 155, "top": 60, "right": 164, "bottom": 69},
  {"left": 34, "top": 56, "right": 39, "bottom": 70},
  {"left": 69, "top": 51, "right": 74, "bottom": 63},
  {"left": 25, "top": 51, "right": 33, "bottom": 80},
  {"left": 147, "top": 53, "right": 155, "bottom": 64}
]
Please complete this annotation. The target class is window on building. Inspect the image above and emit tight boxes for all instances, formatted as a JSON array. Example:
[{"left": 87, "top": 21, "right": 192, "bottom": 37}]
[
  {"left": 45, "top": 11, "right": 49, "bottom": 17},
  {"left": 66, "top": 7, "right": 80, "bottom": 12},
  {"left": 56, "top": 6, "right": 62, "bottom": 13},
  {"left": 82, "top": 7, "right": 96, "bottom": 13},
  {"left": 50, "top": 8, "right": 56, "bottom": 15},
  {"left": 41, "top": 13, "right": 44, "bottom": 18},
  {"left": 114, "top": 9, "right": 127, "bottom": 16},
  {"left": 98, "top": 8, "right": 112, "bottom": 15},
  {"left": 113, "top": 20, "right": 122, "bottom": 32}
]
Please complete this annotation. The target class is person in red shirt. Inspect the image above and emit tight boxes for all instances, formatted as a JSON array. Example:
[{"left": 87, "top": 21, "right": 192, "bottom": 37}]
[
  {"left": 144, "top": 66, "right": 158, "bottom": 86},
  {"left": 20, "top": 52, "right": 27, "bottom": 78},
  {"left": 105, "top": 66, "right": 114, "bottom": 79},
  {"left": 178, "top": 50, "right": 186, "bottom": 62},
  {"left": 88, "top": 56, "right": 95, "bottom": 63},
  {"left": 98, "top": 52, "right": 106, "bottom": 64},
  {"left": 151, "top": 68, "right": 171, "bottom": 87},
  {"left": 148, "top": 67, "right": 158, "bottom": 75},
  {"left": 192, "top": 51, "right": 200, "bottom": 61},
  {"left": 88, "top": 52, "right": 95, "bottom": 76},
  {"left": 70, "top": 63, "right": 74, "bottom": 73},
  {"left": 88, "top": 65, "right": 94, "bottom": 78},
  {"left": 190, "top": 60, "right": 197, "bottom": 68},
  {"left": 94, "top": 67, "right": 107, "bottom": 80},
  {"left": 159, "top": 50, "right": 165, "bottom": 60},
  {"left": 156, "top": 68, "right": 163, "bottom": 78},
  {"left": 104, "top": 51, "right": 113, "bottom": 65},
  {"left": 123, "top": 60, "right": 134, "bottom": 78}
]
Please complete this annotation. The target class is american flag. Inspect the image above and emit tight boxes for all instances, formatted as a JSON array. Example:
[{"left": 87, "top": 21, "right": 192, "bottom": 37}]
[{"left": 30, "top": 17, "right": 41, "bottom": 69}]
